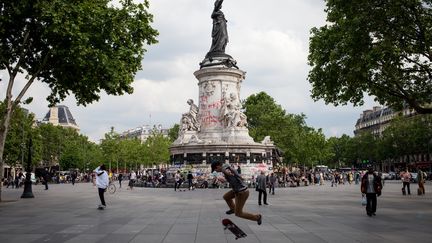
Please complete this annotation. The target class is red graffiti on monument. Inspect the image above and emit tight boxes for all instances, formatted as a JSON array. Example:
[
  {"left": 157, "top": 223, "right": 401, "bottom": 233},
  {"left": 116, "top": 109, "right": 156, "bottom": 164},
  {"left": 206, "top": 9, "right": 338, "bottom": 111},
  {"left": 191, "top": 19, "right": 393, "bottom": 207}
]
[{"left": 200, "top": 95, "right": 223, "bottom": 126}]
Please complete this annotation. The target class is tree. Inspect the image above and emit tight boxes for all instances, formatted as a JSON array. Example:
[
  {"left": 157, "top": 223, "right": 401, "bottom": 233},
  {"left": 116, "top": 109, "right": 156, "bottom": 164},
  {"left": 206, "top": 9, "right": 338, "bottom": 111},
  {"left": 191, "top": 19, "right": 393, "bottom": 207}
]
[
  {"left": 243, "top": 92, "right": 287, "bottom": 142},
  {"left": 143, "top": 133, "right": 171, "bottom": 165},
  {"left": 0, "top": 0, "right": 158, "bottom": 200},
  {"left": 243, "top": 92, "right": 303, "bottom": 158},
  {"left": 100, "top": 127, "right": 120, "bottom": 172},
  {"left": 0, "top": 102, "right": 34, "bottom": 167},
  {"left": 308, "top": 0, "right": 432, "bottom": 114},
  {"left": 59, "top": 133, "right": 96, "bottom": 171},
  {"left": 243, "top": 92, "right": 330, "bottom": 167},
  {"left": 37, "top": 124, "right": 64, "bottom": 167},
  {"left": 118, "top": 138, "right": 142, "bottom": 171},
  {"left": 326, "top": 134, "right": 352, "bottom": 168},
  {"left": 381, "top": 114, "right": 432, "bottom": 161},
  {"left": 168, "top": 124, "right": 180, "bottom": 142}
]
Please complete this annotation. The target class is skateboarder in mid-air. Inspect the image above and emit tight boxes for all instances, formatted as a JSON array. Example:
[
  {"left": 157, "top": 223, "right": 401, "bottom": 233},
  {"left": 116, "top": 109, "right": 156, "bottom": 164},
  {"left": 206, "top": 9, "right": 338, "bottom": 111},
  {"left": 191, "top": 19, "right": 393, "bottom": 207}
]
[{"left": 211, "top": 161, "right": 262, "bottom": 225}]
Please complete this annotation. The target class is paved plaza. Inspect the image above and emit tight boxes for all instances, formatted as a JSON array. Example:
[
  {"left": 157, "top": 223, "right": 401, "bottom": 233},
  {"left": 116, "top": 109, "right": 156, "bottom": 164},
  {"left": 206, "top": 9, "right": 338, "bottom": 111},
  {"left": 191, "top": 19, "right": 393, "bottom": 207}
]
[{"left": 0, "top": 181, "right": 431, "bottom": 243}]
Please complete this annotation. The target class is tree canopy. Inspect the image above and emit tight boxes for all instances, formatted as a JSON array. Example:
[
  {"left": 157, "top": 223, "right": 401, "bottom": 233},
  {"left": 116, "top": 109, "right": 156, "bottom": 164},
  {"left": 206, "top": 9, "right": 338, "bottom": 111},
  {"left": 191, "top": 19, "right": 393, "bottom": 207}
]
[
  {"left": 1, "top": 0, "right": 158, "bottom": 105},
  {"left": 0, "top": 0, "right": 158, "bottom": 201},
  {"left": 243, "top": 92, "right": 331, "bottom": 167},
  {"left": 0, "top": 102, "right": 35, "bottom": 166},
  {"left": 308, "top": 0, "right": 432, "bottom": 114}
]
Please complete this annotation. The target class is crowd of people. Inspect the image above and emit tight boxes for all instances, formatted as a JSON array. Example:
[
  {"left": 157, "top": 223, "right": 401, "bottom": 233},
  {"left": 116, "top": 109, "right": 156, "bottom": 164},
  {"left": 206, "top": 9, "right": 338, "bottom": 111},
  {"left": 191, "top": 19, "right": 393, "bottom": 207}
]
[
  {"left": 2, "top": 163, "right": 429, "bottom": 219},
  {"left": 3, "top": 165, "right": 429, "bottom": 193}
]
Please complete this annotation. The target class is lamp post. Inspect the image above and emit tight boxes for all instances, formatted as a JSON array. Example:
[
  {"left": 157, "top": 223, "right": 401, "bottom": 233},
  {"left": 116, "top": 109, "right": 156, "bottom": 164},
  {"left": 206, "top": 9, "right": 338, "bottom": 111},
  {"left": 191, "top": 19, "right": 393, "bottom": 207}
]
[{"left": 21, "top": 137, "right": 34, "bottom": 198}]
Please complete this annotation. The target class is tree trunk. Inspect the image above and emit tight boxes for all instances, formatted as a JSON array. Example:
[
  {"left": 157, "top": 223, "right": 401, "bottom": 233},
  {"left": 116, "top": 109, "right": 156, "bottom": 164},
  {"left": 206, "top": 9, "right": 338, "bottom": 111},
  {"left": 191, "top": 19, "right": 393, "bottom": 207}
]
[{"left": 0, "top": 99, "right": 14, "bottom": 202}]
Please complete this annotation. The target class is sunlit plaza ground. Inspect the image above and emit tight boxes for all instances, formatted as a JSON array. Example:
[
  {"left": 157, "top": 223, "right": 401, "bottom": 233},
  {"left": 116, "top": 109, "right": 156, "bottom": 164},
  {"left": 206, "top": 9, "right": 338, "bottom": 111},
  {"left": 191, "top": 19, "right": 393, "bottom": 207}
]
[{"left": 0, "top": 180, "right": 431, "bottom": 243}]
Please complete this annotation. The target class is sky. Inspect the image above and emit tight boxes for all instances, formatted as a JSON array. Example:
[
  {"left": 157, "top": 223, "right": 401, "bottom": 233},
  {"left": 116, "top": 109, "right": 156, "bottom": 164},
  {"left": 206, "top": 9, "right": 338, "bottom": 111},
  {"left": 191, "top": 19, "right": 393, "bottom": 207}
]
[{"left": 1, "top": 0, "right": 378, "bottom": 142}]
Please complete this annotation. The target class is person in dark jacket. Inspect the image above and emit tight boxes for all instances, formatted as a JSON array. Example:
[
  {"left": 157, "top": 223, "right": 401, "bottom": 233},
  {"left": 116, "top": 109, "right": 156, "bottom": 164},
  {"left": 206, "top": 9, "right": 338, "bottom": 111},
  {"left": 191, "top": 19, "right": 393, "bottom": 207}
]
[
  {"left": 212, "top": 161, "right": 262, "bottom": 225},
  {"left": 71, "top": 171, "right": 77, "bottom": 186},
  {"left": 187, "top": 171, "right": 194, "bottom": 190},
  {"left": 118, "top": 173, "right": 123, "bottom": 188},
  {"left": 361, "top": 166, "right": 382, "bottom": 216},
  {"left": 42, "top": 168, "right": 50, "bottom": 190},
  {"left": 256, "top": 171, "right": 268, "bottom": 205}
]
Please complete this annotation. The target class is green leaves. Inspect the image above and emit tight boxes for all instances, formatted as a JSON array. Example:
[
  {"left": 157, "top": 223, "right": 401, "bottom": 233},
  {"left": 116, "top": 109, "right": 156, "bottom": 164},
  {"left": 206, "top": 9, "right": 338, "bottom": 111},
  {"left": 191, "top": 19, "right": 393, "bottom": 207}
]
[
  {"left": 325, "top": 114, "right": 432, "bottom": 168},
  {"left": 0, "top": 0, "right": 158, "bottom": 200},
  {"left": 243, "top": 92, "right": 330, "bottom": 167},
  {"left": 309, "top": 0, "right": 432, "bottom": 114},
  {"left": 100, "top": 127, "right": 172, "bottom": 171},
  {"left": 0, "top": 0, "right": 158, "bottom": 106},
  {"left": 1, "top": 103, "right": 34, "bottom": 166}
]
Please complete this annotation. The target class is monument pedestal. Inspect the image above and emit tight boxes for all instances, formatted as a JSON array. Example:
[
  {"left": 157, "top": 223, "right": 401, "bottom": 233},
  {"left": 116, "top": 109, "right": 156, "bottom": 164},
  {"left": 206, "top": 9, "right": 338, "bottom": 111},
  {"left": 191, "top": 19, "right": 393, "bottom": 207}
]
[
  {"left": 169, "top": 0, "right": 278, "bottom": 179},
  {"left": 170, "top": 65, "right": 275, "bottom": 165}
]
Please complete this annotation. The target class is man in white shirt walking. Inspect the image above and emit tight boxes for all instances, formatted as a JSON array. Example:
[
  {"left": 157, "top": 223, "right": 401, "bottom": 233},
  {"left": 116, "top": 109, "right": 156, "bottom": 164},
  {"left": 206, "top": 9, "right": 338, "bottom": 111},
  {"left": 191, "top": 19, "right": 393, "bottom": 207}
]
[
  {"left": 129, "top": 170, "right": 137, "bottom": 190},
  {"left": 94, "top": 164, "right": 109, "bottom": 209}
]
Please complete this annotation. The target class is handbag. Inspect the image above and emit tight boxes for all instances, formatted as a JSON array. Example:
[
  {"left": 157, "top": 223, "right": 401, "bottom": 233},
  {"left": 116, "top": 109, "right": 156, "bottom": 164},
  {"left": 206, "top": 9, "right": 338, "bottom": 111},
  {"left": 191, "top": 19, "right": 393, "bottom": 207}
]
[{"left": 361, "top": 195, "right": 367, "bottom": 206}]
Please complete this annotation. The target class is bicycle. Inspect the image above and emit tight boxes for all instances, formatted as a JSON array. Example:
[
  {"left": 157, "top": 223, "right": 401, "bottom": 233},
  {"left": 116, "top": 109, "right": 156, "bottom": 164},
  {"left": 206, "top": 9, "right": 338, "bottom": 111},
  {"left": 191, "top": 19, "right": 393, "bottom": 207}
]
[{"left": 107, "top": 181, "right": 116, "bottom": 194}]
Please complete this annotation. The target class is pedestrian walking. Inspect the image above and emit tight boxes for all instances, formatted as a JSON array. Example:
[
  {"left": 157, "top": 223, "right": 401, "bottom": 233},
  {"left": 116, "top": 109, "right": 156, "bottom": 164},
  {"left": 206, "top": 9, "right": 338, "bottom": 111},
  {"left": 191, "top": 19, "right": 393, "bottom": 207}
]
[
  {"left": 71, "top": 171, "right": 77, "bottom": 186},
  {"left": 128, "top": 170, "right": 136, "bottom": 190},
  {"left": 174, "top": 170, "right": 181, "bottom": 191},
  {"left": 6, "top": 175, "right": 14, "bottom": 188},
  {"left": 330, "top": 172, "right": 335, "bottom": 187},
  {"left": 118, "top": 173, "right": 123, "bottom": 188},
  {"left": 417, "top": 169, "right": 426, "bottom": 195},
  {"left": 256, "top": 171, "right": 268, "bottom": 206},
  {"left": 15, "top": 172, "right": 23, "bottom": 188},
  {"left": 361, "top": 165, "right": 382, "bottom": 217},
  {"left": 355, "top": 171, "right": 360, "bottom": 185},
  {"left": 42, "top": 168, "right": 49, "bottom": 190},
  {"left": 211, "top": 161, "right": 262, "bottom": 225},
  {"left": 400, "top": 168, "right": 412, "bottom": 195},
  {"left": 94, "top": 164, "right": 109, "bottom": 209},
  {"left": 187, "top": 171, "right": 194, "bottom": 190},
  {"left": 269, "top": 173, "right": 276, "bottom": 195}
]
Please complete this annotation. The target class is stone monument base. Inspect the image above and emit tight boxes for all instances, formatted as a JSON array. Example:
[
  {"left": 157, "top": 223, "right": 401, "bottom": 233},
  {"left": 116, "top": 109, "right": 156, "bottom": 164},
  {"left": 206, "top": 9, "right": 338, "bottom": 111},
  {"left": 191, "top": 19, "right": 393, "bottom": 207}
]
[{"left": 170, "top": 140, "right": 275, "bottom": 165}]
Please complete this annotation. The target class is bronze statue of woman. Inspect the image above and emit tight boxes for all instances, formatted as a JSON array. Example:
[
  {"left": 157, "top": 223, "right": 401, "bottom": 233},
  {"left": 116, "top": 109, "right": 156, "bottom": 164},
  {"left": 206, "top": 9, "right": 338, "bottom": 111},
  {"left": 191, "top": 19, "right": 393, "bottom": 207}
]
[{"left": 208, "top": 0, "right": 228, "bottom": 55}]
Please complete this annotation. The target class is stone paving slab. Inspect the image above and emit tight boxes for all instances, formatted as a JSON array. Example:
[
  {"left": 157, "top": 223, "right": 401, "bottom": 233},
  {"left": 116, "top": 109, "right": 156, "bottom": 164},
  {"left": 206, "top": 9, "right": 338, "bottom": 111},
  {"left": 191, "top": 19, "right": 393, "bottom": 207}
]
[{"left": 0, "top": 181, "right": 431, "bottom": 243}]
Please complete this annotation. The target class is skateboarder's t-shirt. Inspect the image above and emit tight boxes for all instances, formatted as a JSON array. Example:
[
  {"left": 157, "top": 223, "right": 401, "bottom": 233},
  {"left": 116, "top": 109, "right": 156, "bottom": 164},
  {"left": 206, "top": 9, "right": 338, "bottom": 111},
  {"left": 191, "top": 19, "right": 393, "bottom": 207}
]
[{"left": 222, "top": 164, "right": 248, "bottom": 193}]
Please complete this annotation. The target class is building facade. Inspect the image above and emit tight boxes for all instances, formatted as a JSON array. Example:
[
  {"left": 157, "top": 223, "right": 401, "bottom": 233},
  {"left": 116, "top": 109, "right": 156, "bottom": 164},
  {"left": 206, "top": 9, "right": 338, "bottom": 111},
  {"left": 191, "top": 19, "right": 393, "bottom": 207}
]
[
  {"left": 354, "top": 106, "right": 417, "bottom": 136},
  {"left": 119, "top": 124, "right": 169, "bottom": 142},
  {"left": 353, "top": 106, "right": 432, "bottom": 172},
  {"left": 40, "top": 105, "right": 80, "bottom": 132}
]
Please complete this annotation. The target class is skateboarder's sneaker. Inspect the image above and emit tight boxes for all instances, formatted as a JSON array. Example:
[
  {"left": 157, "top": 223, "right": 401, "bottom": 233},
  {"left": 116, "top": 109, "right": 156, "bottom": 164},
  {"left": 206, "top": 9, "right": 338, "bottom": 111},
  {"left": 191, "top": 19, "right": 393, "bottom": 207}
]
[
  {"left": 226, "top": 209, "right": 234, "bottom": 215},
  {"left": 97, "top": 205, "right": 106, "bottom": 210}
]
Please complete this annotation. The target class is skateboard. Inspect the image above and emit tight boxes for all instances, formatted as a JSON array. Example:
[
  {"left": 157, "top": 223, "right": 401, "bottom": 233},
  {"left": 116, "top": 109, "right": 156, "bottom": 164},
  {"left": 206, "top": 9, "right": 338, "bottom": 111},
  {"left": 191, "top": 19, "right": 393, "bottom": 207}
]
[{"left": 222, "top": 218, "right": 247, "bottom": 240}]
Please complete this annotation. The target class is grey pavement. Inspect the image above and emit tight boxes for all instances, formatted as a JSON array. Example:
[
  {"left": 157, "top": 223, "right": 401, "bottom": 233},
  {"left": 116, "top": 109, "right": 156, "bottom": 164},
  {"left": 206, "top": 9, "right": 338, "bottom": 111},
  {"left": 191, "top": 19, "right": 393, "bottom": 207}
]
[{"left": 0, "top": 180, "right": 431, "bottom": 243}]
